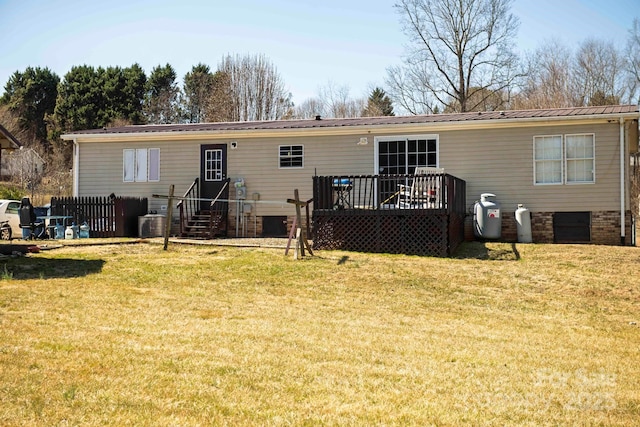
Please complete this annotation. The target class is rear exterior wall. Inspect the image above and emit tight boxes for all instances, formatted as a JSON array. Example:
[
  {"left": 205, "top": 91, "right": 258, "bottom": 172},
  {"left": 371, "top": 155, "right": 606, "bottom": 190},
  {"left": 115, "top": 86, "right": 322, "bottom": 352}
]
[{"left": 76, "top": 120, "right": 630, "bottom": 242}]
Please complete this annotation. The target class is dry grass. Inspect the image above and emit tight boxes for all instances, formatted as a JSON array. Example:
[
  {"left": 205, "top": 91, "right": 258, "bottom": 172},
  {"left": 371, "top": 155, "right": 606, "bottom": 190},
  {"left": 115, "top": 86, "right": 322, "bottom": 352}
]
[{"left": 0, "top": 241, "right": 639, "bottom": 426}]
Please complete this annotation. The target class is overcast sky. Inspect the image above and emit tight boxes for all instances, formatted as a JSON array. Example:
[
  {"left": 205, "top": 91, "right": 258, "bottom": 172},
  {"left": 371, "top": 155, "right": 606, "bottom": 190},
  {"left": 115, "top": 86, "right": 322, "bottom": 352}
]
[{"left": 0, "top": 0, "right": 637, "bottom": 104}]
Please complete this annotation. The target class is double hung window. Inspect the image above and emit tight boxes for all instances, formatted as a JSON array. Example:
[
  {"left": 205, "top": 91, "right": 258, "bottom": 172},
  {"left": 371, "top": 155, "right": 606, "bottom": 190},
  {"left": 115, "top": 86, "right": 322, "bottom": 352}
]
[{"left": 534, "top": 134, "right": 594, "bottom": 185}]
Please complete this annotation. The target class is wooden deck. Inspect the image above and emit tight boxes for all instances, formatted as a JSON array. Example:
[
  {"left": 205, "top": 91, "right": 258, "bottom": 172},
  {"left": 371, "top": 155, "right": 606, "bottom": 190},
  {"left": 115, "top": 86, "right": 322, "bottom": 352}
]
[{"left": 312, "top": 173, "right": 466, "bottom": 257}]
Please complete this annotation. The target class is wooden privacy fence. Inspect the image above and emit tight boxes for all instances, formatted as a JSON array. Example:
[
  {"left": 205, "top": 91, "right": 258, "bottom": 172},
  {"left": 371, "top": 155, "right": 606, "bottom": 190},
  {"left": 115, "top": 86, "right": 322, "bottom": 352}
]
[
  {"left": 50, "top": 196, "right": 148, "bottom": 238},
  {"left": 312, "top": 174, "right": 467, "bottom": 256}
]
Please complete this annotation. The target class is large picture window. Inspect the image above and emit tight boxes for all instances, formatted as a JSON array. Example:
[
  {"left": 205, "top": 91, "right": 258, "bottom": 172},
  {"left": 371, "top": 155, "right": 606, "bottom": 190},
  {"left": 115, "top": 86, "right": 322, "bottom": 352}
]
[
  {"left": 279, "top": 145, "right": 304, "bottom": 168},
  {"left": 377, "top": 135, "right": 438, "bottom": 174},
  {"left": 534, "top": 134, "right": 594, "bottom": 185},
  {"left": 123, "top": 148, "right": 160, "bottom": 182}
]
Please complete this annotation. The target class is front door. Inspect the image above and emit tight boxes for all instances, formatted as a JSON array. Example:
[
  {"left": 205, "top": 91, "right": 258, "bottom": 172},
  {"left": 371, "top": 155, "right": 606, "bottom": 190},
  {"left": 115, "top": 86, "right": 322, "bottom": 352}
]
[{"left": 200, "top": 144, "right": 227, "bottom": 211}]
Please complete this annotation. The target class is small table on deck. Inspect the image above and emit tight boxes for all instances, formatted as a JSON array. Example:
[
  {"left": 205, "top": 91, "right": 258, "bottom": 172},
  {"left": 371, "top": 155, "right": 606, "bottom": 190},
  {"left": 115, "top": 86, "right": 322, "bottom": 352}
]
[{"left": 332, "top": 178, "right": 352, "bottom": 209}]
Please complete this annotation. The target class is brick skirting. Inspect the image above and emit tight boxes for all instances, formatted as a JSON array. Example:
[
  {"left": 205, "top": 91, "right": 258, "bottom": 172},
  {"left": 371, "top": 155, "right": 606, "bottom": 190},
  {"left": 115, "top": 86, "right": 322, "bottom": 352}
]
[{"left": 465, "top": 210, "right": 634, "bottom": 246}]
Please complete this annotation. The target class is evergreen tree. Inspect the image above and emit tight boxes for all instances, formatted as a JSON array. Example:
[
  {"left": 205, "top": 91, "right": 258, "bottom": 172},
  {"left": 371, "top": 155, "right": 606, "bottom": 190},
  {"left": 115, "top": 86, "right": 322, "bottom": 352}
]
[
  {"left": 144, "top": 64, "right": 181, "bottom": 124},
  {"left": 53, "top": 65, "right": 103, "bottom": 133},
  {"left": 53, "top": 64, "right": 147, "bottom": 135},
  {"left": 1, "top": 66, "right": 60, "bottom": 141},
  {"left": 362, "top": 87, "right": 395, "bottom": 117},
  {"left": 102, "top": 64, "right": 146, "bottom": 125},
  {"left": 183, "top": 63, "right": 214, "bottom": 123}
]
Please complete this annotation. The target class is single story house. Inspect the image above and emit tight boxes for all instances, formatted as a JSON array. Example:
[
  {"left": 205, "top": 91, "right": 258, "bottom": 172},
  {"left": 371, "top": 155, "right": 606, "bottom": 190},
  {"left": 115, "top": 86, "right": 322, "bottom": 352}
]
[{"left": 62, "top": 104, "right": 640, "bottom": 245}]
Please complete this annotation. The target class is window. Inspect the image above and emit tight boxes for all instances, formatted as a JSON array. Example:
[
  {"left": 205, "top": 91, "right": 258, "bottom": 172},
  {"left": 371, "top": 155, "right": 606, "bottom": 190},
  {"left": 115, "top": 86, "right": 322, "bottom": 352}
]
[
  {"left": 124, "top": 148, "right": 160, "bottom": 182},
  {"left": 565, "top": 134, "right": 595, "bottom": 183},
  {"left": 204, "top": 148, "right": 223, "bottom": 181},
  {"left": 279, "top": 145, "right": 304, "bottom": 168},
  {"left": 534, "top": 135, "right": 562, "bottom": 184},
  {"left": 6, "top": 201, "right": 19, "bottom": 215},
  {"left": 377, "top": 136, "right": 438, "bottom": 174},
  {"left": 534, "top": 134, "right": 594, "bottom": 185}
]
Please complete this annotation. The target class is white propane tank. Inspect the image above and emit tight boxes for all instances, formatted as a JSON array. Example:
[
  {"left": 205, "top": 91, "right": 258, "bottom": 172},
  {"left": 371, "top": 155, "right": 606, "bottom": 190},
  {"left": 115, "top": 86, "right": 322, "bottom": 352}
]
[
  {"left": 515, "top": 204, "right": 532, "bottom": 243},
  {"left": 65, "top": 225, "right": 75, "bottom": 240},
  {"left": 474, "top": 193, "right": 501, "bottom": 239}
]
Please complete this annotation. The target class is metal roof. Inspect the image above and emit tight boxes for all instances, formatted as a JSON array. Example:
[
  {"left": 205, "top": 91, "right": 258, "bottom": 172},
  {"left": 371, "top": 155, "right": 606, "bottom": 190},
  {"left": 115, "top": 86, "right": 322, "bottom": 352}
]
[
  {"left": 0, "top": 123, "right": 23, "bottom": 148},
  {"left": 65, "top": 104, "right": 639, "bottom": 136}
]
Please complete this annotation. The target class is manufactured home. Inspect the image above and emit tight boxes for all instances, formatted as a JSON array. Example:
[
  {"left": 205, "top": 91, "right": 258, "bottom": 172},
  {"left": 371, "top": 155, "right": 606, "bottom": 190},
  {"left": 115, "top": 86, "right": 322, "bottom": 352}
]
[{"left": 62, "top": 105, "right": 640, "bottom": 248}]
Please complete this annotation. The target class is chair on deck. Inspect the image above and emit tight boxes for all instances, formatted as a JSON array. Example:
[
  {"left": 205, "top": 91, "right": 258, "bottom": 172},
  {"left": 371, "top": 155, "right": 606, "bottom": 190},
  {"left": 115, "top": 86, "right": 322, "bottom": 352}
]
[{"left": 397, "top": 167, "right": 445, "bottom": 209}]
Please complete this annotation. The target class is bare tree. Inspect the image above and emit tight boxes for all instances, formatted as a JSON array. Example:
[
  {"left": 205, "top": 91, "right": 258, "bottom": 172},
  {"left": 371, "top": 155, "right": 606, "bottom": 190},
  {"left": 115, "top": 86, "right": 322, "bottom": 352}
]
[
  {"left": 514, "top": 37, "right": 629, "bottom": 109},
  {"left": 574, "top": 39, "right": 625, "bottom": 106},
  {"left": 292, "top": 82, "right": 367, "bottom": 119},
  {"left": 625, "top": 18, "right": 640, "bottom": 105},
  {"left": 512, "top": 40, "right": 577, "bottom": 109},
  {"left": 293, "top": 97, "right": 324, "bottom": 119},
  {"left": 215, "top": 54, "right": 292, "bottom": 122},
  {"left": 318, "top": 82, "right": 366, "bottom": 118},
  {"left": 387, "top": 0, "right": 521, "bottom": 114}
]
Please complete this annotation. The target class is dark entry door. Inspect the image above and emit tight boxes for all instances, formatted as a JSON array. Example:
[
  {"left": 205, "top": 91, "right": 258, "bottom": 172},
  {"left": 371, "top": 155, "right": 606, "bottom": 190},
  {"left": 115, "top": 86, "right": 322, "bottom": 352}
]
[{"left": 200, "top": 144, "right": 227, "bottom": 211}]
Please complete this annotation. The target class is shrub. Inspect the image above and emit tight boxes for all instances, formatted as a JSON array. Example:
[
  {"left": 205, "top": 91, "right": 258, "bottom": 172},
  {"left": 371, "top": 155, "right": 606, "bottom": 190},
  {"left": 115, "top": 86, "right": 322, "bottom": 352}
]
[{"left": 0, "top": 184, "right": 24, "bottom": 200}]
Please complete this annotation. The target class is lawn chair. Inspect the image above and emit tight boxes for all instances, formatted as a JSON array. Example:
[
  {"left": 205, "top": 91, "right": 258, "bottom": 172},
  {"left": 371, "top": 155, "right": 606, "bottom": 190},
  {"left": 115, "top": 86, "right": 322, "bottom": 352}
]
[
  {"left": 397, "top": 167, "right": 445, "bottom": 209},
  {"left": 19, "top": 197, "right": 44, "bottom": 240}
]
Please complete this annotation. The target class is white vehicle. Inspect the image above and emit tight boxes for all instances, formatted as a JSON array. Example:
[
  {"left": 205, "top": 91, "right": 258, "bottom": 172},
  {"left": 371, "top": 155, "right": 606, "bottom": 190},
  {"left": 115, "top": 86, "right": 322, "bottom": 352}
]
[{"left": 0, "top": 199, "right": 22, "bottom": 240}]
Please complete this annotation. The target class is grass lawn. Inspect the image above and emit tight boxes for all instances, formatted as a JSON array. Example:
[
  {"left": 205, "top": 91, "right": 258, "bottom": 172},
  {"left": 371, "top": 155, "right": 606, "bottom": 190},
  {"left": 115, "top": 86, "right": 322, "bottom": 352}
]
[{"left": 0, "top": 240, "right": 639, "bottom": 426}]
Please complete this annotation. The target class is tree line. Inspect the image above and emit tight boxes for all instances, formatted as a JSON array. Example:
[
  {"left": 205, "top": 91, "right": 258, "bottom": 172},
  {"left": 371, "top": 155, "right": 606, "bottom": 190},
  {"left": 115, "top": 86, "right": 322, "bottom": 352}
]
[
  {"left": 388, "top": 0, "right": 640, "bottom": 114},
  {"left": 0, "top": 0, "right": 638, "bottom": 199}
]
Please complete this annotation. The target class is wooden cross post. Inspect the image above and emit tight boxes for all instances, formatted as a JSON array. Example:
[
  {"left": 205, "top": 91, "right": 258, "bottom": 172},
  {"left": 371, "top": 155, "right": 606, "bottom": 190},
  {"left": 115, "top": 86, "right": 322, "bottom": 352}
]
[
  {"left": 286, "top": 189, "right": 313, "bottom": 259},
  {"left": 163, "top": 184, "right": 175, "bottom": 251}
]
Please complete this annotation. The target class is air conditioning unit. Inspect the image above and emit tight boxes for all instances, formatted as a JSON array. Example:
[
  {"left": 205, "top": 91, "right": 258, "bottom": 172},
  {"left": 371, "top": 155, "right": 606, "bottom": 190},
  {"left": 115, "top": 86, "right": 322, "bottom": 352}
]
[{"left": 138, "top": 214, "right": 166, "bottom": 238}]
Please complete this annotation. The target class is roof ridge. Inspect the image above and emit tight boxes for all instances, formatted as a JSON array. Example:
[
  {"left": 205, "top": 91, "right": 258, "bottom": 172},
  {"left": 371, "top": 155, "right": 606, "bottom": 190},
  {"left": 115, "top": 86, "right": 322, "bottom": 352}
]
[{"left": 66, "top": 104, "right": 639, "bottom": 136}]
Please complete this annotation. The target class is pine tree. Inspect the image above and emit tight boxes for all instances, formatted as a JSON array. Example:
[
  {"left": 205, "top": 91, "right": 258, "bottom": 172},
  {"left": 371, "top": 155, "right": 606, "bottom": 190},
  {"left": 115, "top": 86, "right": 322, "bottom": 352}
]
[{"left": 362, "top": 87, "right": 394, "bottom": 117}]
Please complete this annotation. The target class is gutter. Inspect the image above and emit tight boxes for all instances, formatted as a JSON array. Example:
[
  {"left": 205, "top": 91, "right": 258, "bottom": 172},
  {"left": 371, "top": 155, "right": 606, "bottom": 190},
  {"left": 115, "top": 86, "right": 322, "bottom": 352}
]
[
  {"left": 73, "top": 138, "right": 79, "bottom": 197},
  {"left": 620, "top": 118, "right": 626, "bottom": 245},
  {"left": 61, "top": 111, "right": 640, "bottom": 143}
]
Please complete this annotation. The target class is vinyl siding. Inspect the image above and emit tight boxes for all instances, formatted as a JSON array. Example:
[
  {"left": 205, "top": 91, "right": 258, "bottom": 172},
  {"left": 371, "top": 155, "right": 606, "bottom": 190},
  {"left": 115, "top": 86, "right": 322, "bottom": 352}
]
[
  {"left": 77, "top": 133, "right": 376, "bottom": 216},
  {"left": 76, "top": 121, "right": 627, "bottom": 217},
  {"left": 227, "top": 134, "right": 374, "bottom": 215},
  {"left": 436, "top": 122, "right": 622, "bottom": 213}
]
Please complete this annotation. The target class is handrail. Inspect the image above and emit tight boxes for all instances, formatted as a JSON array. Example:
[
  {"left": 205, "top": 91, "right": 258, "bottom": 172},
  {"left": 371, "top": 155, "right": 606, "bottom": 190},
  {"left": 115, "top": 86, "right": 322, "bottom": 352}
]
[
  {"left": 208, "top": 180, "right": 230, "bottom": 238},
  {"left": 178, "top": 177, "right": 199, "bottom": 236}
]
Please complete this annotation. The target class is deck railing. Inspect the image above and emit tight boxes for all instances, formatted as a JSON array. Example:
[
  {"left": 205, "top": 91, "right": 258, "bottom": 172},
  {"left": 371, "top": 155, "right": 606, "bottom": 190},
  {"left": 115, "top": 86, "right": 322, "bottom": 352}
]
[
  {"left": 312, "top": 173, "right": 466, "bottom": 216},
  {"left": 311, "top": 173, "right": 467, "bottom": 256}
]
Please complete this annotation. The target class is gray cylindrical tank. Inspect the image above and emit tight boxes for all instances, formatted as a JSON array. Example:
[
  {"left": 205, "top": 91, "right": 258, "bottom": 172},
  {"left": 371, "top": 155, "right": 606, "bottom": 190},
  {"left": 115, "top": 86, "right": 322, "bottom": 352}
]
[
  {"left": 474, "top": 193, "right": 501, "bottom": 239},
  {"left": 515, "top": 204, "right": 532, "bottom": 243}
]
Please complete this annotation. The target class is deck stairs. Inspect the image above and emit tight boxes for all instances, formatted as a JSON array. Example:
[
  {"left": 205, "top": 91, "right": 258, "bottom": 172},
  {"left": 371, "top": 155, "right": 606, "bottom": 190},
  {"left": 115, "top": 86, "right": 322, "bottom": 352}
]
[
  {"left": 182, "top": 210, "right": 225, "bottom": 239},
  {"left": 177, "top": 177, "right": 230, "bottom": 239}
]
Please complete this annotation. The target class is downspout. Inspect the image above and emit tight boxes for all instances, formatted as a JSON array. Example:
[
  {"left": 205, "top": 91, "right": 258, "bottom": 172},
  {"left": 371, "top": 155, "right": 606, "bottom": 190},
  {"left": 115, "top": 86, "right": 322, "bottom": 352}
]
[
  {"left": 620, "top": 118, "right": 625, "bottom": 245},
  {"left": 73, "top": 138, "right": 79, "bottom": 197}
]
